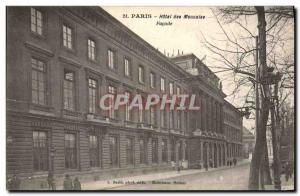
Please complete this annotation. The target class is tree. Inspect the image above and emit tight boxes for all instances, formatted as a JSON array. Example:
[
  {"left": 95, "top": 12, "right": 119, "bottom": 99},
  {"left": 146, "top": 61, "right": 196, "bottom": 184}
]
[{"left": 200, "top": 6, "right": 294, "bottom": 189}]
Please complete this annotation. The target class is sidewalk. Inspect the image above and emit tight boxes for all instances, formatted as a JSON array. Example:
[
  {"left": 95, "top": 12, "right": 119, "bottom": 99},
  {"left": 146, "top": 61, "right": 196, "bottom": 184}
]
[
  {"left": 281, "top": 175, "right": 295, "bottom": 190},
  {"left": 58, "top": 159, "right": 250, "bottom": 190},
  {"left": 262, "top": 172, "right": 295, "bottom": 190}
]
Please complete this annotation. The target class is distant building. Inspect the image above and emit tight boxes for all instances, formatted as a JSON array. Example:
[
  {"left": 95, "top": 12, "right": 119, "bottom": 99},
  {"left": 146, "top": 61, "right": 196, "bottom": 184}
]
[
  {"left": 223, "top": 101, "right": 243, "bottom": 165},
  {"left": 242, "top": 127, "right": 255, "bottom": 159}
]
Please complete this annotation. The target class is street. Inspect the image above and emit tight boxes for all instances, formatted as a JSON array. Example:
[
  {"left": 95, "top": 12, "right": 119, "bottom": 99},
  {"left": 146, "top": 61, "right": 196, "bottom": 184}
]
[{"left": 109, "top": 163, "right": 250, "bottom": 190}]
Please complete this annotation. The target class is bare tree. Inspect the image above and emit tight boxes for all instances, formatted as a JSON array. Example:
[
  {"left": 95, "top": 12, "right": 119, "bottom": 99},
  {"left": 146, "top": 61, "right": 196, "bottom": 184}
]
[{"left": 199, "top": 6, "right": 294, "bottom": 190}]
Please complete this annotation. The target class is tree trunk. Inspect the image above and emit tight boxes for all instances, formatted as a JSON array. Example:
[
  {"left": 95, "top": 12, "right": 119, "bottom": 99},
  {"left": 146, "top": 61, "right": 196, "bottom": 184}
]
[
  {"left": 248, "top": 6, "right": 270, "bottom": 190},
  {"left": 270, "top": 103, "right": 282, "bottom": 190},
  {"left": 248, "top": 98, "right": 270, "bottom": 189},
  {"left": 263, "top": 139, "right": 272, "bottom": 184}
]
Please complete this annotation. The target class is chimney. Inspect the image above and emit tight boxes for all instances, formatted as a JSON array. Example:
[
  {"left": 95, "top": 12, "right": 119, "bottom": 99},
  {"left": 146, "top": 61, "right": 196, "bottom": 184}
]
[
  {"left": 177, "top": 49, "right": 180, "bottom": 56},
  {"left": 182, "top": 51, "right": 183, "bottom": 55}
]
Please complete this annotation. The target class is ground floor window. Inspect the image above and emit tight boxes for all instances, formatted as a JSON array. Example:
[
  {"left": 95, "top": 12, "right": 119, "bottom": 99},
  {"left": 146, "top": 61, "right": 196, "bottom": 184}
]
[
  {"left": 89, "top": 135, "right": 100, "bottom": 167},
  {"left": 152, "top": 139, "right": 158, "bottom": 163},
  {"left": 171, "top": 139, "right": 175, "bottom": 162},
  {"left": 65, "top": 133, "right": 77, "bottom": 169},
  {"left": 162, "top": 139, "right": 168, "bottom": 162},
  {"left": 33, "top": 131, "right": 48, "bottom": 171},
  {"left": 178, "top": 141, "right": 183, "bottom": 160},
  {"left": 139, "top": 139, "right": 147, "bottom": 164},
  {"left": 126, "top": 137, "right": 134, "bottom": 166},
  {"left": 110, "top": 136, "right": 119, "bottom": 167}
]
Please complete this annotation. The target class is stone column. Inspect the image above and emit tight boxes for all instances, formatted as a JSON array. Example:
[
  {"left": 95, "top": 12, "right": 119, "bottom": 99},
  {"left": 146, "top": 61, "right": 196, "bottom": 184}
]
[
  {"left": 198, "top": 91, "right": 202, "bottom": 130},
  {"left": 220, "top": 144, "right": 223, "bottom": 166},
  {"left": 199, "top": 140, "right": 203, "bottom": 168},
  {"left": 206, "top": 142, "right": 210, "bottom": 169},
  {"left": 202, "top": 95, "right": 206, "bottom": 131},
  {"left": 210, "top": 143, "right": 214, "bottom": 168},
  {"left": 224, "top": 143, "right": 227, "bottom": 166}
]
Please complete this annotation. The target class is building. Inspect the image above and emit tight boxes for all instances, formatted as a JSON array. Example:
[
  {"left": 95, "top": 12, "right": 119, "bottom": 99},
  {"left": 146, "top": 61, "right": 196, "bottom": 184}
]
[
  {"left": 6, "top": 6, "right": 244, "bottom": 189},
  {"left": 242, "top": 126, "right": 255, "bottom": 159},
  {"left": 223, "top": 100, "right": 243, "bottom": 165},
  {"left": 170, "top": 54, "right": 228, "bottom": 169}
]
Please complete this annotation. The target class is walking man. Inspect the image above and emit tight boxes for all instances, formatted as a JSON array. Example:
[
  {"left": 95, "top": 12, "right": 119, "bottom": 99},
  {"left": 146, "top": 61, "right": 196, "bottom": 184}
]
[
  {"left": 73, "top": 177, "right": 81, "bottom": 190},
  {"left": 63, "top": 174, "right": 73, "bottom": 190}
]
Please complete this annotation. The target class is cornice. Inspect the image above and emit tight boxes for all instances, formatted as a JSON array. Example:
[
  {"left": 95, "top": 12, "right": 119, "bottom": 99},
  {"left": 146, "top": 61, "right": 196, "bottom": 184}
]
[{"left": 24, "top": 41, "right": 54, "bottom": 57}]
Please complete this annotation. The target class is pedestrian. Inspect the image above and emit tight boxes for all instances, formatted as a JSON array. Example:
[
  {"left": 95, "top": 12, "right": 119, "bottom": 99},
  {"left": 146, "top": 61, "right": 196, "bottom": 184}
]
[
  {"left": 73, "top": 177, "right": 81, "bottom": 190},
  {"left": 177, "top": 161, "right": 181, "bottom": 173},
  {"left": 209, "top": 159, "right": 213, "bottom": 168},
  {"left": 204, "top": 161, "right": 208, "bottom": 171},
  {"left": 289, "top": 162, "right": 294, "bottom": 178},
  {"left": 233, "top": 158, "right": 237, "bottom": 166},
  {"left": 285, "top": 162, "right": 289, "bottom": 182},
  {"left": 63, "top": 174, "right": 73, "bottom": 190},
  {"left": 7, "top": 176, "right": 13, "bottom": 190},
  {"left": 47, "top": 172, "right": 56, "bottom": 190},
  {"left": 10, "top": 174, "right": 21, "bottom": 190}
]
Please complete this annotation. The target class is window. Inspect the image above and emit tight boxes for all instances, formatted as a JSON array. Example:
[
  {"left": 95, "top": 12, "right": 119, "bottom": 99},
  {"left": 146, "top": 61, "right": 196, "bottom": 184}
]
[
  {"left": 150, "top": 72, "right": 155, "bottom": 88},
  {"left": 65, "top": 133, "right": 77, "bottom": 169},
  {"left": 160, "top": 109, "right": 166, "bottom": 128},
  {"left": 160, "top": 77, "right": 165, "bottom": 92},
  {"left": 171, "top": 139, "right": 176, "bottom": 161},
  {"left": 178, "top": 141, "right": 183, "bottom": 160},
  {"left": 177, "top": 111, "right": 181, "bottom": 129},
  {"left": 108, "top": 49, "right": 116, "bottom": 69},
  {"left": 125, "top": 91, "right": 131, "bottom": 121},
  {"left": 108, "top": 86, "right": 116, "bottom": 118},
  {"left": 185, "top": 111, "right": 188, "bottom": 131},
  {"left": 63, "top": 70, "right": 75, "bottom": 110},
  {"left": 169, "top": 83, "right": 174, "bottom": 95},
  {"left": 88, "top": 78, "right": 97, "bottom": 113},
  {"left": 138, "top": 66, "right": 144, "bottom": 83},
  {"left": 124, "top": 58, "right": 131, "bottom": 77},
  {"left": 152, "top": 139, "right": 158, "bottom": 164},
  {"left": 31, "top": 58, "right": 46, "bottom": 105},
  {"left": 62, "top": 24, "right": 73, "bottom": 49},
  {"left": 89, "top": 135, "right": 99, "bottom": 167},
  {"left": 150, "top": 106, "right": 156, "bottom": 125},
  {"left": 125, "top": 137, "right": 134, "bottom": 166},
  {"left": 33, "top": 131, "right": 48, "bottom": 171},
  {"left": 170, "top": 111, "right": 174, "bottom": 129},
  {"left": 88, "top": 39, "right": 96, "bottom": 60},
  {"left": 139, "top": 139, "right": 147, "bottom": 164},
  {"left": 31, "top": 7, "right": 43, "bottom": 35},
  {"left": 109, "top": 136, "right": 119, "bottom": 167},
  {"left": 162, "top": 139, "right": 168, "bottom": 162}
]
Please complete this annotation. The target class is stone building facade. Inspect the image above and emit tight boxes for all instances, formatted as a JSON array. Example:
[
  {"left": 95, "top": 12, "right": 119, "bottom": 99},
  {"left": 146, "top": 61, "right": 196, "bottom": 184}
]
[
  {"left": 223, "top": 101, "right": 243, "bottom": 165},
  {"left": 6, "top": 6, "right": 243, "bottom": 188}
]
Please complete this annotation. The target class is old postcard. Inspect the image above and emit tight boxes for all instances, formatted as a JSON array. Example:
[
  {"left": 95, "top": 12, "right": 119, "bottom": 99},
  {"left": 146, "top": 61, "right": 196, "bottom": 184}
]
[{"left": 6, "top": 6, "right": 295, "bottom": 191}]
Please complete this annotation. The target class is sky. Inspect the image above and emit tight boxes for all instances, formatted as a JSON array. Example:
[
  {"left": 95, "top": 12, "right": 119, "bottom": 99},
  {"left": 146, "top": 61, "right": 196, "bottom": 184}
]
[{"left": 102, "top": 6, "right": 294, "bottom": 132}]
